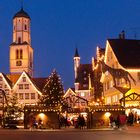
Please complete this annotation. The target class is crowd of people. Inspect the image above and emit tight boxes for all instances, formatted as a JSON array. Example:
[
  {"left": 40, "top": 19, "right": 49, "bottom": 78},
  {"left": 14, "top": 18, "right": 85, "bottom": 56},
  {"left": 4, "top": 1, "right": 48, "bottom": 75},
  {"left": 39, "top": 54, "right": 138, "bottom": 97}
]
[
  {"left": 109, "top": 112, "right": 137, "bottom": 129},
  {"left": 59, "top": 114, "right": 86, "bottom": 129}
]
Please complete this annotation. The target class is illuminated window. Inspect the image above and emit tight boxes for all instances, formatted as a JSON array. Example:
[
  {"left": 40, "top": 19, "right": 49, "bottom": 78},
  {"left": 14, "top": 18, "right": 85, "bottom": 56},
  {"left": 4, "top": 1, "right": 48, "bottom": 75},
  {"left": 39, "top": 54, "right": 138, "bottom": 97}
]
[
  {"left": 110, "top": 80, "right": 113, "bottom": 88},
  {"left": 83, "top": 84, "right": 87, "bottom": 88},
  {"left": 84, "top": 77, "right": 87, "bottom": 81},
  {"left": 112, "top": 95, "right": 118, "bottom": 103},
  {"left": 19, "top": 84, "right": 23, "bottom": 89},
  {"left": 19, "top": 93, "right": 24, "bottom": 99},
  {"left": 119, "top": 93, "right": 123, "bottom": 99},
  {"left": 22, "top": 77, "right": 26, "bottom": 82},
  {"left": 84, "top": 71, "right": 87, "bottom": 74},
  {"left": 31, "top": 93, "right": 35, "bottom": 99},
  {"left": 25, "top": 93, "right": 29, "bottom": 99},
  {"left": 81, "top": 92, "right": 85, "bottom": 97},
  {"left": 106, "top": 96, "right": 111, "bottom": 104}
]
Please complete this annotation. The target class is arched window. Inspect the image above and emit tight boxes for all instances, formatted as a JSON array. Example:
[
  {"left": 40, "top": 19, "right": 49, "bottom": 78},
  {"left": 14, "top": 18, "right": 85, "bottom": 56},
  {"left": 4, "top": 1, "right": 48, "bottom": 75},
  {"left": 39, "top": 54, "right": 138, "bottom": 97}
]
[
  {"left": 20, "top": 49, "right": 23, "bottom": 59},
  {"left": 25, "top": 24, "right": 27, "bottom": 30},
  {"left": 16, "top": 49, "right": 19, "bottom": 59},
  {"left": 18, "top": 37, "right": 21, "bottom": 44}
]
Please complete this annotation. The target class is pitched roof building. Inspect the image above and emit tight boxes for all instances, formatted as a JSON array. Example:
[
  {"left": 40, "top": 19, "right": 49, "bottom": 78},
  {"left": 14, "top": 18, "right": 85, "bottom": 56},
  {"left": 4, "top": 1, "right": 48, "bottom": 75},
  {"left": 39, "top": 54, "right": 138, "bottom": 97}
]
[{"left": 100, "top": 34, "right": 140, "bottom": 111}]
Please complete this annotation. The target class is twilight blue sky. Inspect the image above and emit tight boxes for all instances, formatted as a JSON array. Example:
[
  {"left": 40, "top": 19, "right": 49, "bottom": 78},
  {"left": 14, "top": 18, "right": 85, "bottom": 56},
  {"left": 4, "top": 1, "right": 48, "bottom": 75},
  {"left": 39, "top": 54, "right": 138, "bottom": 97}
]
[{"left": 0, "top": 0, "right": 140, "bottom": 90}]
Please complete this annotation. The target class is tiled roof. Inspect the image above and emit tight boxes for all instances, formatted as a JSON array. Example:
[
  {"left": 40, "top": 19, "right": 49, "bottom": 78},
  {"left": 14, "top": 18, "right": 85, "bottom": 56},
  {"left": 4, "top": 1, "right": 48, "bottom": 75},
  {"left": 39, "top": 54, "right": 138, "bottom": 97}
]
[
  {"left": 7, "top": 73, "right": 48, "bottom": 92},
  {"left": 76, "top": 64, "right": 94, "bottom": 90},
  {"left": 108, "top": 39, "right": 140, "bottom": 68},
  {"left": 32, "top": 77, "right": 48, "bottom": 91},
  {"left": 13, "top": 8, "right": 30, "bottom": 19},
  {"left": 7, "top": 74, "right": 21, "bottom": 85},
  {"left": 2, "top": 73, "right": 13, "bottom": 88}
]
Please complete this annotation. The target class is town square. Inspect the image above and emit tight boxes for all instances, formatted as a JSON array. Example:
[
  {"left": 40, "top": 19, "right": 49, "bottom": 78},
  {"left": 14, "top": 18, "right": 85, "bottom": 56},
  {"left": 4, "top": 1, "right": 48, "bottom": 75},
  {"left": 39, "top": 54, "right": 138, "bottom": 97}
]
[{"left": 0, "top": 0, "right": 140, "bottom": 140}]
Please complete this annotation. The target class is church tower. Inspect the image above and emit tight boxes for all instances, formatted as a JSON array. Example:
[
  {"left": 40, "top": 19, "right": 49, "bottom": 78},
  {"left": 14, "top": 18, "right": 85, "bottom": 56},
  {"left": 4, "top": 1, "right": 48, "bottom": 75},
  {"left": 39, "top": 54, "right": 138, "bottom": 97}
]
[
  {"left": 73, "top": 48, "right": 80, "bottom": 79},
  {"left": 9, "top": 8, "right": 33, "bottom": 77}
]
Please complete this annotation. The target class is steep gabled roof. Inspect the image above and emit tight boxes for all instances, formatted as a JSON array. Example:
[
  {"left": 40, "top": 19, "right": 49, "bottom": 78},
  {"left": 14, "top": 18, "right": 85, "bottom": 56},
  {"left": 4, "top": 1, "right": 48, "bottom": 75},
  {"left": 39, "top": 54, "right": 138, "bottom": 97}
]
[
  {"left": 108, "top": 39, "right": 140, "bottom": 68},
  {"left": 32, "top": 77, "right": 48, "bottom": 91},
  {"left": 12, "top": 71, "right": 43, "bottom": 95},
  {"left": 7, "top": 74, "right": 21, "bottom": 84},
  {"left": 1, "top": 73, "right": 13, "bottom": 89},
  {"left": 64, "top": 88, "right": 76, "bottom": 98},
  {"left": 7, "top": 72, "right": 48, "bottom": 93}
]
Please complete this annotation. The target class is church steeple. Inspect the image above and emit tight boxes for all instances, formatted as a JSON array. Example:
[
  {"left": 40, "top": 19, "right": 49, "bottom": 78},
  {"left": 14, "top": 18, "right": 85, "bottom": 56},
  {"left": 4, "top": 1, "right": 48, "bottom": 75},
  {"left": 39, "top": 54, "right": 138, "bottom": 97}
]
[
  {"left": 9, "top": 8, "right": 33, "bottom": 77},
  {"left": 73, "top": 48, "right": 80, "bottom": 79},
  {"left": 12, "top": 7, "right": 31, "bottom": 45},
  {"left": 74, "top": 48, "right": 79, "bottom": 57}
]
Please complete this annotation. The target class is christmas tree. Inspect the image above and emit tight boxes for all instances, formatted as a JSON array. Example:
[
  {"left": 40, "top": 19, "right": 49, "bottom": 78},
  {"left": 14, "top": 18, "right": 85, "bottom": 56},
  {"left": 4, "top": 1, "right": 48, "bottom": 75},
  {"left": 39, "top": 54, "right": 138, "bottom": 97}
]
[{"left": 39, "top": 69, "right": 65, "bottom": 107}]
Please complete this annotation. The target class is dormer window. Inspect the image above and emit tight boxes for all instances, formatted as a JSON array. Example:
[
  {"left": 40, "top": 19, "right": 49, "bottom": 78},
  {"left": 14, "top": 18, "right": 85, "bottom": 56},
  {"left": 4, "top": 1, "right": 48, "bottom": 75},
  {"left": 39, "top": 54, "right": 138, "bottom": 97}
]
[{"left": 22, "top": 77, "right": 26, "bottom": 82}]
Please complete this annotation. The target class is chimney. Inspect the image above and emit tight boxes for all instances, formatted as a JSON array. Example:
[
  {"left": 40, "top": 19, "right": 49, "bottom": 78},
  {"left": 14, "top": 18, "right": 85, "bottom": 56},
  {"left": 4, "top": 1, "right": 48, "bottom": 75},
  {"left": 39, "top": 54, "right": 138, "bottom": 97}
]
[{"left": 119, "top": 30, "right": 125, "bottom": 39}]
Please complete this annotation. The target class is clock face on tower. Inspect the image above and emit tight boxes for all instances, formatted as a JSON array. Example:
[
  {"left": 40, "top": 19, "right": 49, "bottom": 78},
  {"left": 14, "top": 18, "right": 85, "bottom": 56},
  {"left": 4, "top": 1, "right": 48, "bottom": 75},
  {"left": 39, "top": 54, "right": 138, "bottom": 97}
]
[{"left": 16, "top": 60, "right": 22, "bottom": 66}]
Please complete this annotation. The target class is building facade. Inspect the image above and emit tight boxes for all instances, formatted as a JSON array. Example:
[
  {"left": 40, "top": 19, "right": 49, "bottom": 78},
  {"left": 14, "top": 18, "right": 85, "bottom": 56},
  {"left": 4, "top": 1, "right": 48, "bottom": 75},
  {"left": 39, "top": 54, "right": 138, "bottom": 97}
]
[
  {"left": 0, "top": 8, "right": 48, "bottom": 110},
  {"left": 100, "top": 35, "right": 140, "bottom": 110}
]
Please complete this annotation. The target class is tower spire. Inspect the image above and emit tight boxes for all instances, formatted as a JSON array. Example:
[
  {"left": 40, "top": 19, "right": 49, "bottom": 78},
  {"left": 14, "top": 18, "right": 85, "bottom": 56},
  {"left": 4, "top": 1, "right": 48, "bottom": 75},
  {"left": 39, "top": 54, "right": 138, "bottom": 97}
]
[
  {"left": 74, "top": 48, "right": 79, "bottom": 57},
  {"left": 73, "top": 47, "right": 80, "bottom": 79}
]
